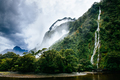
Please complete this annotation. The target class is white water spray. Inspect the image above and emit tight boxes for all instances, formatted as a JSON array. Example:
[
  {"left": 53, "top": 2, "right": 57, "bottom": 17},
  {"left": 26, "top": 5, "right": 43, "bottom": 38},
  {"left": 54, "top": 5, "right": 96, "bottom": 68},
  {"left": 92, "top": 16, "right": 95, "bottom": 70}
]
[{"left": 91, "top": 7, "right": 101, "bottom": 68}]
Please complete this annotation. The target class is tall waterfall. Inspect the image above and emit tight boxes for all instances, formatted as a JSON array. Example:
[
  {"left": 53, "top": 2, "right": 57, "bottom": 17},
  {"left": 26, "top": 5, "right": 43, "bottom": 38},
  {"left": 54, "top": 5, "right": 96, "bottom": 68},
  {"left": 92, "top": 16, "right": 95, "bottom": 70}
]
[{"left": 90, "top": 7, "right": 101, "bottom": 68}]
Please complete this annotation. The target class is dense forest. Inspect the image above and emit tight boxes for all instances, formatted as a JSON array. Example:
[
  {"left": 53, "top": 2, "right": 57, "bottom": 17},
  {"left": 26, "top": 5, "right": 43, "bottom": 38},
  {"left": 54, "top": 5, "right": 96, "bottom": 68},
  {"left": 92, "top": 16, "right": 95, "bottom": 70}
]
[
  {"left": 52, "top": 0, "right": 120, "bottom": 71},
  {"left": 0, "top": 49, "right": 92, "bottom": 73},
  {"left": 0, "top": 0, "right": 120, "bottom": 73}
]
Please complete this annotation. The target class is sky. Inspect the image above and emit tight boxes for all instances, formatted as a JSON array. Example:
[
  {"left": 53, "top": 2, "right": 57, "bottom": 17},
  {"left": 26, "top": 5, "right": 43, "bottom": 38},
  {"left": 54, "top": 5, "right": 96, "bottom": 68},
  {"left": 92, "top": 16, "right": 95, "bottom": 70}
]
[{"left": 0, "top": 0, "right": 100, "bottom": 52}]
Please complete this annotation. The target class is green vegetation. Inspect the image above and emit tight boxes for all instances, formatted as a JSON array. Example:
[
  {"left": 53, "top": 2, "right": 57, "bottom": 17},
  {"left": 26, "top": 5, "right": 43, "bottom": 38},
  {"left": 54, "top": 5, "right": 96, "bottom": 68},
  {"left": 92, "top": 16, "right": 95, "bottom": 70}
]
[
  {"left": 51, "top": 0, "right": 120, "bottom": 71},
  {"left": 99, "top": 0, "right": 120, "bottom": 71},
  {"left": 0, "top": 0, "right": 120, "bottom": 73},
  {"left": 0, "top": 49, "right": 92, "bottom": 73},
  {"left": 51, "top": 2, "right": 99, "bottom": 68}
]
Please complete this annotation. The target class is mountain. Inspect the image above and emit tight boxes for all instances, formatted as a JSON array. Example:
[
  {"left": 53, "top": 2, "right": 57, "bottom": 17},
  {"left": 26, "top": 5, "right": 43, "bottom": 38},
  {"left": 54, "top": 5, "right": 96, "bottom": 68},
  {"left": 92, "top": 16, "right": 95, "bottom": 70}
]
[
  {"left": 31, "top": 0, "right": 120, "bottom": 71},
  {"left": 49, "top": 17, "right": 75, "bottom": 31},
  {"left": 1, "top": 46, "right": 28, "bottom": 55},
  {"left": 51, "top": 0, "right": 120, "bottom": 71},
  {"left": 0, "top": 0, "right": 120, "bottom": 73},
  {"left": 34, "top": 17, "right": 75, "bottom": 51},
  {"left": 13, "top": 46, "right": 28, "bottom": 54}
]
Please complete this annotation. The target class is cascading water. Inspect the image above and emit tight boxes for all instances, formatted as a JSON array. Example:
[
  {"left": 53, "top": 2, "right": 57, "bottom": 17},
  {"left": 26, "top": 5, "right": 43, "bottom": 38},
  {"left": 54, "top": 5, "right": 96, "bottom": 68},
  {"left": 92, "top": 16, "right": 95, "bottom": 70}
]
[{"left": 90, "top": 7, "right": 101, "bottom": 68}]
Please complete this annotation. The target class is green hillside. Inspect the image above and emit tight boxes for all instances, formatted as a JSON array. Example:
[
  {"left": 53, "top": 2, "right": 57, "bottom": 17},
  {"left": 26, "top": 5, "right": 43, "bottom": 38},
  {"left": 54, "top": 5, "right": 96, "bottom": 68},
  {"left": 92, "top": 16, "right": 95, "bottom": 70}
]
[
  {"left": 51, "top": 0, "right": 120, "bottom": 71},
  {"left": 0, "top": 0, "right": 120, "bottom": 73}
]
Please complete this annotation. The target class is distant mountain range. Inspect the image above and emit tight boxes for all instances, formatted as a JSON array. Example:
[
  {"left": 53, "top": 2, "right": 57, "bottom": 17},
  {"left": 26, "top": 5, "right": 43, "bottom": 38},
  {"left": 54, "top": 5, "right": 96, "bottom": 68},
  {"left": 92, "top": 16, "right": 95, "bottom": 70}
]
[{"left": 0, "top": 46, "right": 28, "bottom": 54}]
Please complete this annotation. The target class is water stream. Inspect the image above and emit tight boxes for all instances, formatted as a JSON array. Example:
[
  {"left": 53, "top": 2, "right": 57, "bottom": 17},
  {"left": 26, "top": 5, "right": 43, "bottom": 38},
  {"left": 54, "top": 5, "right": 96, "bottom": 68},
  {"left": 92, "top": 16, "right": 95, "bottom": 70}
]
[{"left": 91, "top": 7, "right": 101, "bottom": 68}]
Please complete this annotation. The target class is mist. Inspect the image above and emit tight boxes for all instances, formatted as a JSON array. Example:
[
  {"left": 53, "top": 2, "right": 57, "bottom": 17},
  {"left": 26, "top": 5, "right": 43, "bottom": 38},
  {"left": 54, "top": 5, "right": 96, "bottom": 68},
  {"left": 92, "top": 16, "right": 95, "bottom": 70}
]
[
  {"left": 0, "top": 0, "right": 100, "bottom": 52},
  {"left": 35, "top": 18, "right": 73, "bottom": 51}
]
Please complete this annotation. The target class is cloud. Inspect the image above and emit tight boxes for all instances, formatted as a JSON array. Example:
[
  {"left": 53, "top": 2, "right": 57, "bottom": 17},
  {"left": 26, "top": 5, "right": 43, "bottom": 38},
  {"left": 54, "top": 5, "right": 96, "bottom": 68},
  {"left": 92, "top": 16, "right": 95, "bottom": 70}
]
[
  {"left": 0, "top": 0, "right": 38, "bottom": 52},
  {"left": 0, "top": 0, "right": 100, "bottom": 52},
  {"left": 23, "top": 0, "right": 100, "bottom": 49},
  {"left": 0, "top": 36, "right": 14, "bottom": 51}
]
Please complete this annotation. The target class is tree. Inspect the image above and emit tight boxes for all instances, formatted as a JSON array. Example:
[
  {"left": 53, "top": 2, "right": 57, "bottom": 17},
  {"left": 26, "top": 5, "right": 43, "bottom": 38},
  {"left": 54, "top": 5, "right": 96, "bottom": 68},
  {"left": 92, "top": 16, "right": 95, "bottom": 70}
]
[
  {"left": 0, "top": 58, "right": 12, "bottom": 71},
  {"left": 37, "top": 49, "right": 78, "bottom": 73},
  {"left": 104, "top": 53, "right": 120, "bottom": 71},
  {"left": 60, "top": 49, "right": 78, "bottom": 73},
  {"left": 78, "top": 58, "right": 93, "bottom": 72},
  {"left": 39, "top": 49, "right": 60, "bottom": 73},
  {"left": 0, "top": 54, "right": 2, "bottom": 59},
  {"left": 16, "top": 54, "right": 35, "bottom": 72},
  {"left": 1, "top": 52, "right": 18, "bottom": 59}
]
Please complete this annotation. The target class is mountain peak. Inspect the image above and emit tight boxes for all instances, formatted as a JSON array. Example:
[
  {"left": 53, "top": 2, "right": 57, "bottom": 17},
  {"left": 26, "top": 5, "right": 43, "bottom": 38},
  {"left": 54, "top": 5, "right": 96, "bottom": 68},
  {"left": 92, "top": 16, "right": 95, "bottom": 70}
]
[
  {"left": 0, "top": 46, "right": 28, "bottom": 55},
  {"left": 49, "top": 17, "right": 75, "bottom": 31},
  {"left": 13, "top": 46, "right": 22, "bottom": 51}
]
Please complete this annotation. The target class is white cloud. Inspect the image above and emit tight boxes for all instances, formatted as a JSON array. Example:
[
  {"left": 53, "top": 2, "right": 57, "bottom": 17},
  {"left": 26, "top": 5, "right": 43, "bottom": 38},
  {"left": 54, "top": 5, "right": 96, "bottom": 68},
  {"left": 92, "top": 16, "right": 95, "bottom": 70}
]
[
  {"left": 0, "top": 36, "right": 14, "bottom": 52},
  {"left": 0, "top": 0, "right": 100, "bottom": 52},
  {"left": 23, "top": 0, "right": 100, "bottom": 50}
]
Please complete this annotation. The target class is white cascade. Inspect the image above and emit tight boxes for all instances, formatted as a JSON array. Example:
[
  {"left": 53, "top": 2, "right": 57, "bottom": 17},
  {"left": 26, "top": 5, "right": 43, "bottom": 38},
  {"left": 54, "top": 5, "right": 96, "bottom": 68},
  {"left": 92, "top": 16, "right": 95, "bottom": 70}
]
[{"left": 90, "top": 7, "right": 101, "bottom": 68}]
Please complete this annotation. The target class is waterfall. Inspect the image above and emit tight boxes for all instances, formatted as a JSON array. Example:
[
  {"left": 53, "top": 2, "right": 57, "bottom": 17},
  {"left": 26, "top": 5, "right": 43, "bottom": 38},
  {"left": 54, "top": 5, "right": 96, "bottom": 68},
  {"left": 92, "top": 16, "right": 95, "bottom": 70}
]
[{"left": 90, "top": 7, "right": 101, "bottom": 68}]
